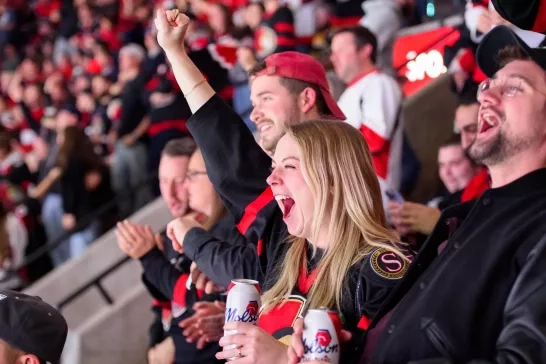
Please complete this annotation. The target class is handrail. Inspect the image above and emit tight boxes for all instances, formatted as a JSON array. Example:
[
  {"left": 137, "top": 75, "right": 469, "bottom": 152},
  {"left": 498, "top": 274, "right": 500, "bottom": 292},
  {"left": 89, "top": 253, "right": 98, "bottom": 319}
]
[{"left": 56, "top": 255, "right": 131, "bottom": 312}]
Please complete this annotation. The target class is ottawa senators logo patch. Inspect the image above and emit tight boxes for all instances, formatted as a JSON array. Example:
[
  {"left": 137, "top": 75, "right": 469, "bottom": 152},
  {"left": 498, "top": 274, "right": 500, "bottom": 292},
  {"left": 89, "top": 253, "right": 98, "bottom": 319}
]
[
  {"left": 255, "top": 26, "right": 278, "bottom": 59},
  {"left": 370, "top": 248, "right": 408, "bottom": 280}
]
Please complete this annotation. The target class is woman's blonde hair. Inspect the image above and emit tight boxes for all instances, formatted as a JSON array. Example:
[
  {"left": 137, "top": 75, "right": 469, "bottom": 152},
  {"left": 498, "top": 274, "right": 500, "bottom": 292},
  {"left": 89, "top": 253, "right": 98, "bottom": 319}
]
[{"left": 261, "top": 120, "right": 404, "bottom": 313}]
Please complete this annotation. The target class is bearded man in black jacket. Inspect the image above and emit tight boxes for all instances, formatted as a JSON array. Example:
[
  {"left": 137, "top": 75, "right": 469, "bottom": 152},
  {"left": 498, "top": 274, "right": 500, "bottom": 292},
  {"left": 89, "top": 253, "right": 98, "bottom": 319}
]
[{"left": 348, "top": 24, "right": 546, "bottom": 364}]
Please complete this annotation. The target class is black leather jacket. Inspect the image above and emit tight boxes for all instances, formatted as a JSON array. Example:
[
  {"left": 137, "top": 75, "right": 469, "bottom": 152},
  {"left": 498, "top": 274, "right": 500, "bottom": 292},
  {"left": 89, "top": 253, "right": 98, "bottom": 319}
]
[
  {"left": 408, "top": 231, "right": 546, "bottom": 364},
  {"left": 363, "top": 168, "right": 546, "bottom": 364}
]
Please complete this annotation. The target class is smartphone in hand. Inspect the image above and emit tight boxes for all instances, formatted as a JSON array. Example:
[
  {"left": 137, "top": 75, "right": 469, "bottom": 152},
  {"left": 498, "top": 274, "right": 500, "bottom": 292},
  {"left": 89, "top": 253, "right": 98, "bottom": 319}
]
[{"left": 386, "top": 189, "right": 405, "bottom": 203}]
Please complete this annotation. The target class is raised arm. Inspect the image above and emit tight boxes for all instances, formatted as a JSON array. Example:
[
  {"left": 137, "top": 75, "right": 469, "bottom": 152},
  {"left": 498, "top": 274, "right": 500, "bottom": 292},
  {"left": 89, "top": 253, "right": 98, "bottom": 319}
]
[{"left": 155, "top": 9, "right": 277, "bottom": 243}]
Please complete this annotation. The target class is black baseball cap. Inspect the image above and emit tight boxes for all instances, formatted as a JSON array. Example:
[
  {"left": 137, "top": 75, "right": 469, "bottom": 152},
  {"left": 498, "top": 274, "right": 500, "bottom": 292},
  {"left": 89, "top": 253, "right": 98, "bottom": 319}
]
[
  {"left": 0, "top": 290, "right": 68, "bottom": 363},
  {"left": 476, "top": 25, "right": 546, "bottom": 77},
  {"left": 491, "top": 0, "right": 546, "bottom": 34}
]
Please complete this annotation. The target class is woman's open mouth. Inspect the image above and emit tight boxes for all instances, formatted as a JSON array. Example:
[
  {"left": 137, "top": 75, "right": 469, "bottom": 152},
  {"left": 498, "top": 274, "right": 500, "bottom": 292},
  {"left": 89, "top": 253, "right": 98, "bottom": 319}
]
[{"left": 275, "top": 195, "right": 295, "bottom": 219}]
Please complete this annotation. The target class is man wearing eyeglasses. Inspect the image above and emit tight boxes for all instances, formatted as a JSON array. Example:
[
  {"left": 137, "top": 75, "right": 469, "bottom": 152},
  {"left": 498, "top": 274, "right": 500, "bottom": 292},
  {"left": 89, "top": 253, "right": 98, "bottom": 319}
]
[
  {"left": 347, "top": 24, "right": 546, "bottom": 364},
  {"left": 116, "top": 138, "right": 243, "bottom": 364},
  {"left": 453, "top": 93, "right": 492, "bottom": 203}
]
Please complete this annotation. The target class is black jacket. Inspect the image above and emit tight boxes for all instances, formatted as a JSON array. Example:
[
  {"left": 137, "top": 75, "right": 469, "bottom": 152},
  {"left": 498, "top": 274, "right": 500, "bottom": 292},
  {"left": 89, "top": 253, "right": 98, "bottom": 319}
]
[
  {"left": 362, "top": 168, "right": 546, "bottom": 364},
  {"left": 183, "top": 215, "right": 262, "bottom": 289}
]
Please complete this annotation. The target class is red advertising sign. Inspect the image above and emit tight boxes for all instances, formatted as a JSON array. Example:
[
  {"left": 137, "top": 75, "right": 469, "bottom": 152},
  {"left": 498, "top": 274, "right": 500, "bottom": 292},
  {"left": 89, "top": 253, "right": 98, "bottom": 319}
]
[{"left": 393, "top": 25, "right": 461, "bottom": 96}]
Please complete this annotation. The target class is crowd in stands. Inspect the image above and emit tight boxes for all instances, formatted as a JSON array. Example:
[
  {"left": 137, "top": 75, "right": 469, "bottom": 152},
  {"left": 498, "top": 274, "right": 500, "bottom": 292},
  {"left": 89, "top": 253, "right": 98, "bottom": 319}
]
[
  {"left": 0, "top": 0, "right": 545, "bottom": 362},
  {"left": 0, "top": 0, "right": 436, "bottom": 290},
  {"left": 114, "top": 1, "right": 546, "bottom": 364}
]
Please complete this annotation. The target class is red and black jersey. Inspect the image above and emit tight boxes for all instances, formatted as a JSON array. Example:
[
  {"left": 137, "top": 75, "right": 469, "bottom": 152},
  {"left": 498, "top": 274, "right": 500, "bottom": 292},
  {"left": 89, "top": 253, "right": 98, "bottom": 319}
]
[
  {"left": 257, "top": 243, "right": 409, "bottom": 351},
  {"left": 140, "top": 233, "right": 222, "bottom": 364},
  {"left": 327, "top": 0, "right": 365, "bottom": 28},
  {"left": 186, "top": 94, "right": 409, "bottom": 362},
  {"left": 145, "top": 94, "right": 191, "bottom": 139},
  {"left": 491, "top": 0, "right": 546, "bottom": 34},
  {"left": 469, "top": 0, "right": 489, "bottom": 6},
  {"left": 256, "top": 6, "right": 296, "bottom": 57}
]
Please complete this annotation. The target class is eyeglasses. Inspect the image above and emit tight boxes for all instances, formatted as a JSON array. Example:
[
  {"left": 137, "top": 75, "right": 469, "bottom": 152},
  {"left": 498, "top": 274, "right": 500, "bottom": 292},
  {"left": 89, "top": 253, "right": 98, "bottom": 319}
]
[
  {"left": 186, "top": 171, "right": 207, "bottom": 181},
  {"left": 477, "top": 77, "right": 524, "bottom": 100}
]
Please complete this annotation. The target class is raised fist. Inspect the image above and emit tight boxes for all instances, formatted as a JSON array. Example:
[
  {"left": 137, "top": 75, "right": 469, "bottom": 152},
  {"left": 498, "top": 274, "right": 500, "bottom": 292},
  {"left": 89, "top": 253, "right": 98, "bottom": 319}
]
[{"left": 154, "top": 8, "right": 191, "bottom": 52}]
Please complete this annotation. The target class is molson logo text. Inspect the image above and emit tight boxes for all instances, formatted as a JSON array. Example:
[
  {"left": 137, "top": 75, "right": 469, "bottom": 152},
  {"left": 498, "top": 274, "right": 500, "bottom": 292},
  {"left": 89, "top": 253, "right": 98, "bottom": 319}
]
[
  {"left": 303, "top": 329, "right": 339, "bottom": 356},
  {"left": 225, "top": 301, "right": 259, "bottom": 323}
]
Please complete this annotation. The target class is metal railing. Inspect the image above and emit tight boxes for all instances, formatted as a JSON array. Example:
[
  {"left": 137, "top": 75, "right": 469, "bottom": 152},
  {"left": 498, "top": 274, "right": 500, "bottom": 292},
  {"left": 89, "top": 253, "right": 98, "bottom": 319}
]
[{"left": 56, "top": 255, "right": 130, "bottom": 312}]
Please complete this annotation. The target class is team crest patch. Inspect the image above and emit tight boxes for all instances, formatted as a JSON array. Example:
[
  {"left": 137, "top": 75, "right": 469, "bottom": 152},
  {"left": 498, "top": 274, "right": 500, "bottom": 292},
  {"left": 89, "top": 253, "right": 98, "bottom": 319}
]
[
  {"left": 255, "top": 26, "right": 278, "bottom": 58},
  {"left": 370, "top": 248, "right": 408, "bottom": 280}
]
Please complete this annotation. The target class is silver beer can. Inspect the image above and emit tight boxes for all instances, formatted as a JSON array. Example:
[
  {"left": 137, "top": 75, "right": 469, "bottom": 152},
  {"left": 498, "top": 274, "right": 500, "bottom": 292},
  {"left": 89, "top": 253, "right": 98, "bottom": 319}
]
[
  {"left": 300, "top": 308, "right": 342, "bottom": 363},
  {"left": 223, "top": 279, "right": 261, "bottom": 361}
]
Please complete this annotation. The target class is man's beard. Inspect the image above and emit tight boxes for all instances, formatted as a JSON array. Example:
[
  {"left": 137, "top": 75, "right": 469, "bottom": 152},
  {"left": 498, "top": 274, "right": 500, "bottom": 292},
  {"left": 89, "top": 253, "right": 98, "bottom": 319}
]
[
  {"left": 468, "top": 129, "right": 534, "bottom": 166},
  {"left": 259, "top": 124, "right": 282, "bottom": 154},
  {"left": 260, "top": 104, "right": 301, "bottom": 154}
]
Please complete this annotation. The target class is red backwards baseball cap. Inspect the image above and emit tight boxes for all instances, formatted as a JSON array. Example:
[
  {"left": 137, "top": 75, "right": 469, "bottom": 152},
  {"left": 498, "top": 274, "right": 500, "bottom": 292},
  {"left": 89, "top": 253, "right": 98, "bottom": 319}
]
[{"left": 256, "top": 52, "right": 346, "bottom": 120}]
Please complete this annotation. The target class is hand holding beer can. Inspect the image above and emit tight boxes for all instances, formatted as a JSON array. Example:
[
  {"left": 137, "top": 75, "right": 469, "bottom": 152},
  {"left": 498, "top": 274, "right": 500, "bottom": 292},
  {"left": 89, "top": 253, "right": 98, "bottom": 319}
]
[
  {"left": 223, "top": 279, "right": 262, "bottom": 360},
  {"left": 300, "top": 308, "right": 342, "bottom": 364}
]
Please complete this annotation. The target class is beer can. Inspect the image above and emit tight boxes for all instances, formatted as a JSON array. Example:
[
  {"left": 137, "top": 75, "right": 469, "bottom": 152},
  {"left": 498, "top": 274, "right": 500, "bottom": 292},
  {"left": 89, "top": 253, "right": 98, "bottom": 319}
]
[
  {"left": 300, "top": 308, "right": 342, "bottom": 364},
  {"left": 223, "top": 279, "right": 262, "bottom": 360}
]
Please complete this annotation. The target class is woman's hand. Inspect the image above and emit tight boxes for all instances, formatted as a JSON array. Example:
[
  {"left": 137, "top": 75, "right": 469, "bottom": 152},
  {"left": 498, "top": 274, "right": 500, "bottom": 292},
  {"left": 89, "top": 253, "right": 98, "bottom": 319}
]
[
  {"left": 287, "top": 318, "right": 352, "bottom": 364},
  {"left": 49, "top": 166, "right": 63, "bottom": 180},
  {"left": 216, "top": 322, "right": 288, "bottom": 363},
  {"left": 154, "top": 8, "right": 190, "bottom": 52}
]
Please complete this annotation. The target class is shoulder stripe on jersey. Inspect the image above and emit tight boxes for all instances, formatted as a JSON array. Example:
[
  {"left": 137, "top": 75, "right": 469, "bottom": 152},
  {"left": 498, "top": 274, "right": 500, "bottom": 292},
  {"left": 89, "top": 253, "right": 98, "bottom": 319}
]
[
  {"left": 172, "top": 273, "right": 190, "bottom": 307},
  {"left": 236, "top": 187, "right": 274, "bottom": 235}
]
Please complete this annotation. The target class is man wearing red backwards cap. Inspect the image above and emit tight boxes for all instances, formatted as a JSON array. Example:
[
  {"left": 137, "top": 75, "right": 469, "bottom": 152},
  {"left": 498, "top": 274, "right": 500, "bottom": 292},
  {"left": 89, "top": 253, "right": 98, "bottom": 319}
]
[{"left": 245, "top": 50, "right": 345, "bottom": 154}]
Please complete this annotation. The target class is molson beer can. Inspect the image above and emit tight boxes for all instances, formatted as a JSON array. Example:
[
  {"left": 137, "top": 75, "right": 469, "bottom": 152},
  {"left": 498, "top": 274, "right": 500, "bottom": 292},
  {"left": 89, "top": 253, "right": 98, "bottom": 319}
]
[
  {"left": 300, "top": 308, "right": 342, "bottom": 364},
  {"left": 224, "top": 279, "right": 262, "bottom": 360}
]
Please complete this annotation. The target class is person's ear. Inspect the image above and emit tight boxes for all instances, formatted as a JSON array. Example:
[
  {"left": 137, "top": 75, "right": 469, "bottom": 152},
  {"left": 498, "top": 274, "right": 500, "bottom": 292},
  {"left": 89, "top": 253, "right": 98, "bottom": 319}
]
[
  {"left": 17, "top": 354, "right": 41, "bottom": 364},
  {"left": 299, "top": 87, "right": 317, "bottom": 114}
]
